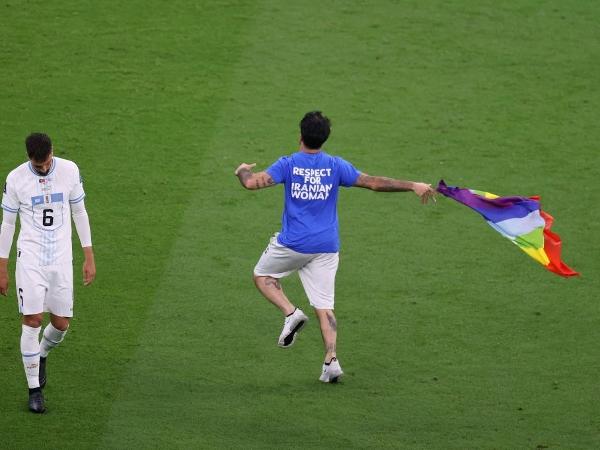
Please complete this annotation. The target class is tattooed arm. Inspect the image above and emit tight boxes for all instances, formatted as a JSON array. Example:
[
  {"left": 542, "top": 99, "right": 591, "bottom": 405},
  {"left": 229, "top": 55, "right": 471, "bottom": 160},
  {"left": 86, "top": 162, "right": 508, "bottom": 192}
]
[
  {"left": 234, "top": 163, "right": 276, "bottom": 190},
  {"left": 353, "top": 173, "right": 436, "bottom": 204}
]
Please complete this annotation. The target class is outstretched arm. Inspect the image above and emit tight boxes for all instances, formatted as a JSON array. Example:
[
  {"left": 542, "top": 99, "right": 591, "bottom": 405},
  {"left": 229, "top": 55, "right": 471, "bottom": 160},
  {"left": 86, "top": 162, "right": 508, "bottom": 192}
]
[
  {"left": 234, "top": 163, "right": 276, "bottom": 190},
  {"left": 354, "top": 173, "right": 436, "bottom": 203}
]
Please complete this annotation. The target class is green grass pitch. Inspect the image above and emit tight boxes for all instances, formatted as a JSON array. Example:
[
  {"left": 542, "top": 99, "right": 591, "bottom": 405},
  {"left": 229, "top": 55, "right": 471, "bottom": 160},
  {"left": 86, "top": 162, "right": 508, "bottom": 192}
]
[{"left": 1, "top": 0, "right": 598, "bottom": 448}]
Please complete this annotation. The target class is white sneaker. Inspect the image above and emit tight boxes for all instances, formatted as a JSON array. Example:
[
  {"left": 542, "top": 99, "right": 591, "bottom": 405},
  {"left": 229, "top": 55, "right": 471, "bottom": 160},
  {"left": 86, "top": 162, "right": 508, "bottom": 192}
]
[
  {"left": 319, "top": 357, "right": 343, "bottom": 383},
  {"left": 277, "top": 308, "right": 308, "bottom": 348}
]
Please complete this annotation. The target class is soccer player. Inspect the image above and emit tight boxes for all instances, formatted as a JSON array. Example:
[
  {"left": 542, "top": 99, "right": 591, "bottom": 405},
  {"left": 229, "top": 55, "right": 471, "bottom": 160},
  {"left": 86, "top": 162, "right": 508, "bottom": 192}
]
[
  {"left": 235, "top": 111, "right": 435, "bottom": 383},
  {"left": 0, "top": 133, "right": 96, "bottom": 413}
]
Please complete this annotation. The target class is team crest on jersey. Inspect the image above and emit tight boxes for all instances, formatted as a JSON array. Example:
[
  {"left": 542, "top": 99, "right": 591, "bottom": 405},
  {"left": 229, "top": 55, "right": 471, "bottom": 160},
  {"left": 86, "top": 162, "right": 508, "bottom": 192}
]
[{"left": 39, "top": 178, "right": 52, "bottom": 192}]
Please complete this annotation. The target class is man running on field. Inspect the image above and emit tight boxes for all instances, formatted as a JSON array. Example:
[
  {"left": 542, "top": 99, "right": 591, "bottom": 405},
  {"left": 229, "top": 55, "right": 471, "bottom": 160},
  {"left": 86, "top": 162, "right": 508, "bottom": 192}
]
[
  {"left": 235, "top": 111, "right": 435, "bottom": 383},
  {"left": 0, "top": 133, "right": 96, "bottom": 413}
]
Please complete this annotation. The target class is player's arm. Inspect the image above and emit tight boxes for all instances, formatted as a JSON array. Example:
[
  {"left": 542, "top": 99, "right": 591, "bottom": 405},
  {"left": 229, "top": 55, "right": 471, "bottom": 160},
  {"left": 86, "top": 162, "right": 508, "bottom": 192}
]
[
  {"left": 71, "top": 199, "right": 96, "bottom": 286},
  {"left": 234, "top": 163, "right": 276, "bottom": 190},
  {"left": 0, "top": 209, "right": 17, "bottom": 296},
  {"left": 353, "top": 173, "right": 436, "bottom": 204}
]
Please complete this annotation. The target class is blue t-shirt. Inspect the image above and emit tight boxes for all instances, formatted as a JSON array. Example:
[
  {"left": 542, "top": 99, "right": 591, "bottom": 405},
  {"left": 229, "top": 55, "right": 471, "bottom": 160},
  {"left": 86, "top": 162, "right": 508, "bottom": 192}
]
[{"left": 267, "top": 151, "right": 361, "bottom": 254}]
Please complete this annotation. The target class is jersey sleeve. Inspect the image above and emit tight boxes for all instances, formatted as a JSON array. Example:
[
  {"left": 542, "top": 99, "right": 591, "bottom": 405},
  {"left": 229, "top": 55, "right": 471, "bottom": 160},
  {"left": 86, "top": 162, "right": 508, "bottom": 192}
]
[
  {"left": 1, "top": 175, "right": 20, "bottom": 213},
  {"left": 336, "top": 157, "right": 361, "bottom": 187},
  {"left": 0, "top": 207, "right": 17, "bottom": 258},
  {"left": 266, "top": 157, "right": 289, "bottom": 184},
  {"left": 69, "top": 163, "right": 86, "bottom": 204}
]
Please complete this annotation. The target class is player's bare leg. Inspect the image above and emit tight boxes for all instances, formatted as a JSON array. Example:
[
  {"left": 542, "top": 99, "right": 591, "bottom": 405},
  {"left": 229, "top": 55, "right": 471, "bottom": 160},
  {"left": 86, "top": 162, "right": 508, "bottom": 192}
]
[
  {"left": 253, "top": 275, "right": 295, "bottom": 315},
  {"left": 21, "top": 313, "right": 45, "bottom": 413},
  {"left": 315, "top": 309, "right": 343, "bottom": 383},
  {"left": 315, "top": 309, "right": 337, "bottom": 361},
  {"left": 254, "top": 275, "right": 308, "bottom": 348},
  {"left": 39, "top": 314, "right": 70, "bottom": 389},
  {"left": 22, "top": 313, "right": 43, "bottom": 328},
  {"left": 49, "top": 314, "right": 70, "bottom": 331}
]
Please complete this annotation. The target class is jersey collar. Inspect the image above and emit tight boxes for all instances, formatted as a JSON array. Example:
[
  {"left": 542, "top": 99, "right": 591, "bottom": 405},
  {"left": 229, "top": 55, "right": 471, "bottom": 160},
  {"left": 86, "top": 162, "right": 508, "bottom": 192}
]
[{"left": 28, "top": 157, "right": 56, "bottom": 177}]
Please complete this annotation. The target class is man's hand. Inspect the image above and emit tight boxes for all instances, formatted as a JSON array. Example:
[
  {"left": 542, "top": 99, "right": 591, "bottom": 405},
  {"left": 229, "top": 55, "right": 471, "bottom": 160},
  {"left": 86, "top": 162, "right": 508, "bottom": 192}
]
[
  {"left": 82, "top": 247, "right": 96, "bottom": 286},
  {"left": 412, "top": 182, "right": 437, "bottom": 204},
  {"left": 354, "top": 174, "right": 437, "bottom": 204},
  {"left": 0, "top": 266, "right": 9, "bottom": 296},
  {"left": 234, "top": 163, "right": 256, "bottom": 176},
  {"left": 235, "top": 163, "right": 276, "bottom": 190}
]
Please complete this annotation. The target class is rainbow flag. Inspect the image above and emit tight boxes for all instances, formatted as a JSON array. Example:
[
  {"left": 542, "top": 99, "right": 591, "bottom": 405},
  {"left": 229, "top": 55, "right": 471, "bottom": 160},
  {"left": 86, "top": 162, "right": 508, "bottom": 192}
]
[{"left": 437, "top": 180, "right": 578, "bottom": 277}]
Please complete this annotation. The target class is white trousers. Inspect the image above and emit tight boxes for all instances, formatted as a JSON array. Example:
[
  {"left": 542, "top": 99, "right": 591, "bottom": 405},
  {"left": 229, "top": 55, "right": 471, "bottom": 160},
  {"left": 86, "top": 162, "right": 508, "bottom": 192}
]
[{"left": 254, "top": 234, "right": 339, "bottom": 310}]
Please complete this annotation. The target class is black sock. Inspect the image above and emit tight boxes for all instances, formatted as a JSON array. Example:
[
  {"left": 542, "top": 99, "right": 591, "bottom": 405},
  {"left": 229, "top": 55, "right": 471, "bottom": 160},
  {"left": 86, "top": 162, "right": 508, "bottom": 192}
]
[{"left": 29, "top": 387, "right": 41, "bottom": 394}]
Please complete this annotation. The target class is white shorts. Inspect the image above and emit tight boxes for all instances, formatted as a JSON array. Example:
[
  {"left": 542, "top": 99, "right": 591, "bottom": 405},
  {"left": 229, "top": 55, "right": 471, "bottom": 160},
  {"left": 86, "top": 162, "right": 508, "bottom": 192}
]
[
  {"left": 15, "top": 262, "right": 74, "bottom": 317},
  {"left": 254, "top": 234, "right": 339, "bottom": 310}
]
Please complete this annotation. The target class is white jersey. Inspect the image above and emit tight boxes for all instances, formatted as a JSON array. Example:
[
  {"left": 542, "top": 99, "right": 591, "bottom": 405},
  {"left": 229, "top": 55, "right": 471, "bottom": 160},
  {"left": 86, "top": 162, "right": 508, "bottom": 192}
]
[{"left": 1, "top": 157, "right": 85, "bottom": 266}]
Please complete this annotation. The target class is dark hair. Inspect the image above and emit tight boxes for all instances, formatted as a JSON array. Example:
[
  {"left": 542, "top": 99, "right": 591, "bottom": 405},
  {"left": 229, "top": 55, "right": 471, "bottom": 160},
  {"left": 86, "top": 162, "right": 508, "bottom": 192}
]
[
  {"left": 25, "top": 133, "right": 52, "bottom": 162},
  {"left": 300, "top": 111, "right": 331, "bottom": 149}
]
